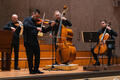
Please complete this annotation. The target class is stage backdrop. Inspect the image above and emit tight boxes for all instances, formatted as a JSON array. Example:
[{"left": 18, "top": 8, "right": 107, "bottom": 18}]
[{"left": 0, "top": 0, "right": 120, "bottom": 56}]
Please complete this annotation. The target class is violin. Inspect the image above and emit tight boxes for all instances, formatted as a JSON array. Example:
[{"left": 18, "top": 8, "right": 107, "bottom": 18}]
[
  {"left": 36, "top": 18, "right": 54, "bottom": 25},
  {"left": 14, "top": 21, "right": 23, "bottom": 27},
  {"left": 14, "top": 21, "right": 23, "bottom": 35},
  {"left": 36, "top": 18, "right": 42, "bottom": 25},
  {"left": 14, "top": 22, "right": 20, "bottom": 27}
]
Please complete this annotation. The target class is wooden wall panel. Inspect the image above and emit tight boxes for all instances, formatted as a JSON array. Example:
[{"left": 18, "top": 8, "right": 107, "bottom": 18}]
[{"left": 0, "top": 0, "right": 120, "bottom": 55}]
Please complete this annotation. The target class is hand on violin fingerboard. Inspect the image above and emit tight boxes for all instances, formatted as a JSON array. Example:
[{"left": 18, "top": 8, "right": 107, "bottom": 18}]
[
  {"left": 106, "top": 26, "right": 111, "bottom": 30},
  {"left": 37, "top": 27, "right": 42, "bottom": 32},
  {"left": 18, "top": 21, "right": 23, "bottom": 27},
  {"left": 62, "top": 17, "right": 67, "bottom": 20}
]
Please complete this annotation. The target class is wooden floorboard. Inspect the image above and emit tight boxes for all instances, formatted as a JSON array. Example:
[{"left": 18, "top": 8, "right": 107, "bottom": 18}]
[
  {"left": 1, "top": 66, "right": 120, "bottom": 80},
  {"left": 83, "top": 64, "right": 120, "bottom": 71}
]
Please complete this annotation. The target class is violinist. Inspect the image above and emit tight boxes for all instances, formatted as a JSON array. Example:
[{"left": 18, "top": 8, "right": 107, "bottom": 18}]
[
  {"left": 4, "top": 14, "right": 22, "bottom": 70},
  {"left": 91, "top": 20, "right": 117, "bottom": 66},
  {"left": 23, "top": 9, "right": 44, "bottom": 74},
  {"left": 43, "top": 10, "right": 72, "bottom": 65}
]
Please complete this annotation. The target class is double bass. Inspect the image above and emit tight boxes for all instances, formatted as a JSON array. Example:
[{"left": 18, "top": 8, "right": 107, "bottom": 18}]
[{"left": 55, "top": 6, "right": 76, "bottom": 64}]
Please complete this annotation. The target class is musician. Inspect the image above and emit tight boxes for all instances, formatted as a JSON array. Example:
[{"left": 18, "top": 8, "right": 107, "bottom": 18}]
[
  {"left": 91, "top": 20, "right": 117, "bottom": 66},
  {"left": 23, "top": 9, "right": 44, "bottom": 74},
  {"left": 4, "top": 14, "right": 22, "bottom": 70},
  {"left": 43, "top": 10, "right": 72, "bottom": 65}
]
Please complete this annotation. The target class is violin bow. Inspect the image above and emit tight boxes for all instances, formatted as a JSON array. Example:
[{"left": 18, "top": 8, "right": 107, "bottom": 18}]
[{"left": 41, "top": 12, "right": 45, "bottom": 28}]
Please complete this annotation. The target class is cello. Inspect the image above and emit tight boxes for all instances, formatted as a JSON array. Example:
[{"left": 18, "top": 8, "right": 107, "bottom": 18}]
[
  {"left": 55, "top": 6, "right": 76, "bottom": 64},
  {"left": 94, "top": 23, "right": 111, "bottom": 55}
]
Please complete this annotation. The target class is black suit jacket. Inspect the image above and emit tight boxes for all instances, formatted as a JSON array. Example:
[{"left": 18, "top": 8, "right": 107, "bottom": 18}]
[
  {"left": 23, "top": 17, "right": 40, "bottom": 46},
  {"left": 4, "top": 21, "right": 21, "bottom": 44}
]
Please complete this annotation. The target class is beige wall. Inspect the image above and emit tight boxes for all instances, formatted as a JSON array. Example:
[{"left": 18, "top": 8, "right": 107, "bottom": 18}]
[{"left": 0, "top": 0, "right": 120, "bottom": 55}]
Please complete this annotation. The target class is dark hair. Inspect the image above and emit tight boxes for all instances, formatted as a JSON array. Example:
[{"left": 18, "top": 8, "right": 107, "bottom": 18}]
[
  {"left": 33, "top": 9, "right": 40, "bottom": 14},
  {"left": 100, "top": 19, "right": 107, "bottom": 23}
]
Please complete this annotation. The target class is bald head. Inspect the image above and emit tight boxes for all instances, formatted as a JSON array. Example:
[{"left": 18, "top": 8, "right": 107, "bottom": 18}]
[
  {"left": 11, "top": 14, "right": 18, "bottom": 23},
  {"left": 54, "top": 10, "right": 61, "bottom": 19},
  {"left": 12, "top": 14, "right": 18, "bottom": 18}
]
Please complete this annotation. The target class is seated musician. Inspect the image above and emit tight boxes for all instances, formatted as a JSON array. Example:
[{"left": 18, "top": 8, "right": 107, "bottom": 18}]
[
  {"left": 91, "top": 20, "right": 117, "bottom": 66},
  {"left": 42, "top": 10, "right": 72, "bottom": 65},
  {"left": 4, "top": 14, "right": 22, "bottom": 70}
]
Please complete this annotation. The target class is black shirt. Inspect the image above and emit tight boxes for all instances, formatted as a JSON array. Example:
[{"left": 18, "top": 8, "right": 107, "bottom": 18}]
[
  {"left": 97, "top": 27, "right": 117, "bottom": 48},
  {"left": 98, "top": 27, "right": 117, "bottom": 40}
]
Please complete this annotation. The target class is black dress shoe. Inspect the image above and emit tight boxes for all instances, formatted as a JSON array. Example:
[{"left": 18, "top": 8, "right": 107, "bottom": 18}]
[
  {"left": 53, "top": 62, "right": 58, "bottom": 65},
  {"left": 30, "top": 71, "right": 36, "bottom": 74},
  {"left": 14, "top": 67, "right": 20, "bottom": 70},
  {"left": 107, "top": 64, "right": 112, "bottom": 66},
  {"left": 93, "top": 62, "right": 100, "bottom": 66},
  {"left": 35, "top": 70, "right": 44, "bottom": 74}
]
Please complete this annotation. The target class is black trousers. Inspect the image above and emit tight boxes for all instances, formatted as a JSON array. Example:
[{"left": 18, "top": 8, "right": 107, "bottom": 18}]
[
  {"left": 11, "top": 41, "right": 19, "bottom": 68},
  {"left": 54, "top": 38, "right": 57, "bottom": 52},
  {"left": 52, "top": 37, "right": 57, "bottom": 64},
  {"left": 91, "top": 44, "right": 113, "bottom": 65},
  {"left": 24, "top": 42, "right": 40, "bottom": 72}
]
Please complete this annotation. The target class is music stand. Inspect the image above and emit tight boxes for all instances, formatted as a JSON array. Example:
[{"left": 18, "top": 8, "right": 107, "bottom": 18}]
[
  {"left": 82, "top": 32, "right": 99, "bottom": 65},
  {"left": 82, "top": 32, "right": 99, "bottom": 43}
]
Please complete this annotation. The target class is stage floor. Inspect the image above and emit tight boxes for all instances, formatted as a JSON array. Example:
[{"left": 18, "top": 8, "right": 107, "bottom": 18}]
[
  {"left": 73, "top": 76, "right": 120, "bottom": 80},
  {"left": 0, "top": 67, "right": 85, "bottom": 79},
  {"left": 1, "top": 66, "right": 120, "bottom": 80}
]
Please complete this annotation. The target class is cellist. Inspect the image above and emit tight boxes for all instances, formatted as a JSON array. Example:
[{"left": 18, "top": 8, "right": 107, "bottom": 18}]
[
  {"left": 43, "top": 10, "right": 72, "bottom": 65},
  {"left": 91, "top": 20, "right": 117, "bottom": 66}
]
